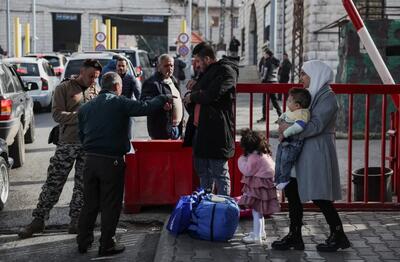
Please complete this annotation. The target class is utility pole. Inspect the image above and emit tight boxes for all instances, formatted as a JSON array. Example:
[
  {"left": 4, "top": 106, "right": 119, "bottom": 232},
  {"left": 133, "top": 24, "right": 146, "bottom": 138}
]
[
  {"left": 230, "top": 0, "right": 234, "bottom": 40},
  {"left": 205, "top": 0, "right": 209, "bottom": 41},
  {"left": 6, "top": 0, "right": 11, "bottom": 55},
  {"left": 32, "top": 0, "right": 37, "bottom": 53},
  {"left": 219, "top": 0, "right": 226, "bottom": 46}
]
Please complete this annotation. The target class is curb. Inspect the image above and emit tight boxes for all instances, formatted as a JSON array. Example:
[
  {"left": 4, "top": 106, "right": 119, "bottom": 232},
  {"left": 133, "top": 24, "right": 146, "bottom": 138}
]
[{"left": 153, "top": 216, "right": 176, "bottom": 262}]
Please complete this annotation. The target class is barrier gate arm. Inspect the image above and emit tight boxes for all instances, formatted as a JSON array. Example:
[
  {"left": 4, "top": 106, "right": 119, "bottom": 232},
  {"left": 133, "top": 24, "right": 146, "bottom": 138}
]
[{"left": 342, "top": 0, "right": 399, "bottom": 109}]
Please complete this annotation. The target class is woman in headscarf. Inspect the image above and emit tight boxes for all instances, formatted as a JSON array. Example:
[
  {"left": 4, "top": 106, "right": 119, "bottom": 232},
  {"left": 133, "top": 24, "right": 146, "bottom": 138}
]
[{"left": 272, "top": 60, "right": 351, "bottom": 252}]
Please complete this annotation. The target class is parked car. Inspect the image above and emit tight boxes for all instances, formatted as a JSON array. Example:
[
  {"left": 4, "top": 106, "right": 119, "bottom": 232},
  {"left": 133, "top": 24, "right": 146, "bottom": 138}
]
[
  {"left": 0, "top": 138, "right": 13, "bottom": 211},
  {"left": 62, "top": 51, "right": 141, "bottom": 91},
  {"left": 106, "top": 49, "right": 155, "bottom": 83},
  {"left": 0, "top": 61, "right": 35, "bottom": 168},
  {"left": 24, "top": 53, "right": 68, "bottom": 77},
  {"left": 3, "top": 57, "right": 59, "bottom": 112}
]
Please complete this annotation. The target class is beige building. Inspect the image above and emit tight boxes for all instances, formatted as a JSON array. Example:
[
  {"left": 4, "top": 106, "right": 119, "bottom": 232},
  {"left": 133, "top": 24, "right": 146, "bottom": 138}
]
[
  {"left": 239, "top": 0, "right": 399, "bottom": 79},
  {"left": 0, "top": 0, "right": 189, "bottom": 56},
  {"left": 192, "top": 0, "right": 240, "bottom": 49}
]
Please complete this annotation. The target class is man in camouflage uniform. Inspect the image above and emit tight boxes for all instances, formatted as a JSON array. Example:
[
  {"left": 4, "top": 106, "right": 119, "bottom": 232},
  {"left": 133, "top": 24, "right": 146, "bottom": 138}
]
[{"left": 18, "top": 59, "right": 103, "bottom": 239}]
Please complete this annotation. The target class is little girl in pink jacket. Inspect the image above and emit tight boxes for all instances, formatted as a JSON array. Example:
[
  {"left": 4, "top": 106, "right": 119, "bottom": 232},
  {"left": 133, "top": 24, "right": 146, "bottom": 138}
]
[{"left": 238, "top": 129, "right": 280, "bottom": 244}]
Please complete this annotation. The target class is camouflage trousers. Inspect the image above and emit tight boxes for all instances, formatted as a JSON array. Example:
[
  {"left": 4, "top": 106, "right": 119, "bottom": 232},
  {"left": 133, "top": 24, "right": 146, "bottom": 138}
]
[{"left": 32, "top": 143, "right": 85, "bottom": 221}]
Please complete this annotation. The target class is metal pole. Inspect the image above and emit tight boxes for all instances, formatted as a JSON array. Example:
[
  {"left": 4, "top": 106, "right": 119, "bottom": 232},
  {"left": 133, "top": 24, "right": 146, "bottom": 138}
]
[
  {"left": 25, "top": 23, "right": 30, "bottom": 55},
  {"left": 32, "top": 0, "right": 36, "bottom": 52},
  {"left": 6, "top": 0, "right": 11, "bottom": 56},
  {"left": 205, "top": 0, "right": 209, "bottom": 41},
  {"left": 270, "top": 0, "right": 277, "bottom": 53}
]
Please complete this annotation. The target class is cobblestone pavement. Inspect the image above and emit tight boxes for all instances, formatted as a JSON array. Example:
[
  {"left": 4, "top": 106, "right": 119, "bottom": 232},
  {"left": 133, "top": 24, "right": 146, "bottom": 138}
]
[{"left": 154, "top": 212, "right": 400, "bottom": 262}]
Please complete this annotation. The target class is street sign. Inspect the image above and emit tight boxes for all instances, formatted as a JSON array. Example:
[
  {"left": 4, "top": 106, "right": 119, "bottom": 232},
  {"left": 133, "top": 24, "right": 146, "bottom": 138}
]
[
  {"left": 95, "top": 44, "right": 106, "bottom": 51},
  {"left": 178, "top": 45, "right": 190, "bottom": 57},
  {"left": 178, "top": 33, "right": 189, "bottom": 44},
  {"left": 95, "top": 32, "right": 106, "bottom": 43}
]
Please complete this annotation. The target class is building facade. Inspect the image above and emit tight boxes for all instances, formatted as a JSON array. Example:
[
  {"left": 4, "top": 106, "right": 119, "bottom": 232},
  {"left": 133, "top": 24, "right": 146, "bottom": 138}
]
[
  {"left": 192, "top": 0, "right": 240, "bottom": 49},
  {"left": 0, "top": 0, "right": 189, "bottom": 56},
  {"left": 239, "top": 0, "right": 399, "bottom": 80}
]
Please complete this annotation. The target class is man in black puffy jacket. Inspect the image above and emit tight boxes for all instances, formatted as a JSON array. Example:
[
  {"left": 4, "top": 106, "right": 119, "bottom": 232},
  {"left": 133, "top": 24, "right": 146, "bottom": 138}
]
[{"left": 183, "top": 42, "right": 238, "bottom": 196}]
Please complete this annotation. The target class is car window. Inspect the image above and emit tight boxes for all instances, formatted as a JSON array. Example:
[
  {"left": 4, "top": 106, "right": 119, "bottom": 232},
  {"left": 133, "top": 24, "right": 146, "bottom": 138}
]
[
  {"left": 0, "top": 65, "right": 16, "bottom": 93},
  {"left": 11, "top": 63, "right": 40, "bottom": 76},
  {"left": 44, "top": 56, "right": 60, "bottom": 67},
  {"left": 43, "top": 62, "right": 55, "bottom": 76},
  {"left": 64, "top": 59, "right": 110, "bottom": 78},
  {"left": 63, "top": 57, "right": 67, "bottom": 65},
  {"left": 8, "top": 66, "right": 23, "bottom": 91},
  {"left": 139, "top": 52, "right": 150, "bottom": 68},
  {"left": 125, "top": 53, "right": 137, "bottom": 67}
]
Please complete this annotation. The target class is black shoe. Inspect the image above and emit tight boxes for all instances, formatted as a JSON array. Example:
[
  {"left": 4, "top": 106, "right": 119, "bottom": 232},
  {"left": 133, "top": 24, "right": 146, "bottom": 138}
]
[
  {"left": 99, "top": 241, "right": 125, "bottom": 256},
  {"left": 77, "top": 234, "right": 94, "bottom": 254},
  {"left": 257, "top": 117, "right": 266, "bottom": 123},
  {"left": 271, "top": 226, "right": 304, "bottom": 250},
  {"left": 18, "top": 218, "right": 45, "bottom": 239},
  {"left": 316, "top": 226, "right": 351, "bottom": 252}
]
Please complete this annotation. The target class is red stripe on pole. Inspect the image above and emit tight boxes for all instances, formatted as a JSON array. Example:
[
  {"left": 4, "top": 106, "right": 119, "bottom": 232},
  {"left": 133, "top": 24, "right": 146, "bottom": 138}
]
[{"left": 342, "top": 0, "right": 364, "bottom": 31}]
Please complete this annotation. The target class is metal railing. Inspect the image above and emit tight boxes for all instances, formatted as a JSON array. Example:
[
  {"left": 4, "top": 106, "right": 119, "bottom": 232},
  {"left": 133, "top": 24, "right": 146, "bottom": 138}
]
[{"left": 236, "top": 83, "right": 400, "bottom": 210}]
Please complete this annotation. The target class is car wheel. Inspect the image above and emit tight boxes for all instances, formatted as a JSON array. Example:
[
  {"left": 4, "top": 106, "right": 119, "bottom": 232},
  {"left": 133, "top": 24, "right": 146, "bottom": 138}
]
[
  {"left": 0, "top": 157, "right": 9, "bottom": 211},
  {"left": 45, "top": 101, "right": 52, "bottom": 113},
  {"left": 9, "top": 125, "right": 25, "bottom": 168},
  {"left": 24, "top": 115, "right": 35, "bottom": 144}
]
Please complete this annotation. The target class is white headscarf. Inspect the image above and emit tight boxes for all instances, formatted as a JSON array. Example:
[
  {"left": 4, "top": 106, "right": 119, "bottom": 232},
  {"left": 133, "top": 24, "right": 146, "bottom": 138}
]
[{"left": 302, "top": 60, "right": 334, "bottom": 101}]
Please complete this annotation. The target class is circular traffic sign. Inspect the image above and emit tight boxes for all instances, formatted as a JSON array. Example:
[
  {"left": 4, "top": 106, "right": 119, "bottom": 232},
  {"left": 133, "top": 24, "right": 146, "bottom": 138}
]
[
  {"left": 178, "top": 33, "right": 189, "bottom": 44},
  {"left": 95, "top": 44, "right": 106, "bottom": 51},
  {"left": 178, "top": 45, "right": 190, "bottom": 56},
  {"left": 95, "top": 32, "right": 106, "bottom": 42}
]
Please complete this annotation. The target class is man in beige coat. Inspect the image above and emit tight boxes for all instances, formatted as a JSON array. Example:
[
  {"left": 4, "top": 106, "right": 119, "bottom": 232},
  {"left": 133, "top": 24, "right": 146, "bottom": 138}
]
[{"left": 19, "top": 59, "right": 103, "bottom": 239}]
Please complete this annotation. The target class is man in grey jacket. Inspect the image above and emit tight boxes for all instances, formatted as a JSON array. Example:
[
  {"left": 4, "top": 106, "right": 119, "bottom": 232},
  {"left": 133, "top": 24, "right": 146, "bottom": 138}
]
[{"left": 18, "top": 59, "right": 103, "bottom": 239}]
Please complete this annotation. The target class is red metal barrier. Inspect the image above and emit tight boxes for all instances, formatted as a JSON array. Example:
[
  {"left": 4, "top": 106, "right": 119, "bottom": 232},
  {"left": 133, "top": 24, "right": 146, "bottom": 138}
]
[
  {"left": 124, "top": 83, "right": 400, "bottom": 213},
  {"left": 237, "top": 83, "right": 400, "bottom": 210}
]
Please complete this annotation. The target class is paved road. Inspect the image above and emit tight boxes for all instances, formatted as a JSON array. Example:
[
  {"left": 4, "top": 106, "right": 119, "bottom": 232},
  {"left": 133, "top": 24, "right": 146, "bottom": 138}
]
[{"left": 0, "top": 112, "right": 169, "bottom": 261}]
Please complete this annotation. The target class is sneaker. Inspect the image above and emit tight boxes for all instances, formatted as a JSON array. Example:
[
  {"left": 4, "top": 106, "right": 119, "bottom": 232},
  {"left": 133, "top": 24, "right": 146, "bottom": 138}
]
[
  {"left": 257, "top": 117, "right": 266, "bottom": 123},
  {"left": 247, "top": 231, "right": 267, "bottom": 240},
  {"left": 18, "top": 218, "right": 45, "bottom": 239},
  {"left": 242, "top": 234, "right": 262, "bottom": 244}
]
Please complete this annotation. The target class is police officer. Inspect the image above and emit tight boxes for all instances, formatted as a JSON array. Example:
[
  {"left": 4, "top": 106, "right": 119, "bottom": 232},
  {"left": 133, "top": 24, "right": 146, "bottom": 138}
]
[
  {"left": 18, "top": 59, "right": 103, "bottom": 238},
  {"left": 76, "top": 72, "right": 173, "bottom": 256}
]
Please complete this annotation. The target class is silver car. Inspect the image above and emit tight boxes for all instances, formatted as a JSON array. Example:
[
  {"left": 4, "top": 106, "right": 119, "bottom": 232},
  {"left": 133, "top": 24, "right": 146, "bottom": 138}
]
[{"left": 3, "top": 57, "right": 59, "bottom": 112}]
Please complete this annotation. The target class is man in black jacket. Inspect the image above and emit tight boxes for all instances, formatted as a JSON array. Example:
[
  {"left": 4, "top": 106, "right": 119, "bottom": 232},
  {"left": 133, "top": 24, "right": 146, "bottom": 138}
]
[
  {"left": 77, "top": 72, "right": 172, "bottom": 256},
  {"left": 183, "top": 42, "right": 238, "bottom": 196},
  {"left": 258, "top": 49, "right": 282, "bottom": 122},
  {"left": 141, "top": 54, "right": 183, "bottom": 139},
  {"left": 116, "top": 57, "right": 140, "bottom": 100}
]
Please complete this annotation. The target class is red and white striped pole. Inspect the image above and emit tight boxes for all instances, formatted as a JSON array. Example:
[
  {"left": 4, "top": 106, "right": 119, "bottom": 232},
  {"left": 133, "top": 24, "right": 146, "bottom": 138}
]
[{"left": 342, "top": 0, "right": 399, "bottom": 106}]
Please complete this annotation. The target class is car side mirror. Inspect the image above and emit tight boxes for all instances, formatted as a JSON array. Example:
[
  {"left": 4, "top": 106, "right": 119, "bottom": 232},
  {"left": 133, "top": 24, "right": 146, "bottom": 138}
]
[
  {"left": 25, "top": 82, "right": 39, "bottom": 91},
  {"left": 55, "top": 71, "right": 62, "bottom": 77}
]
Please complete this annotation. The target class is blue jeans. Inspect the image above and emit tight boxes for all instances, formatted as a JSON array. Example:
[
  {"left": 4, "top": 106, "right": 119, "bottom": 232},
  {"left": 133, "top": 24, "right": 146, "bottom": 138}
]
[
  {"left": 193, "top": 157, "right": 231, "bottom": 196},
  {"left": 275, "top": 139, "right": 304, "bottom": 184}
]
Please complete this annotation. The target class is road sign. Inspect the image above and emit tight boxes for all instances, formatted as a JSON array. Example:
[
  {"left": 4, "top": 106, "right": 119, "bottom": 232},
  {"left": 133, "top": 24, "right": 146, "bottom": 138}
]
[
  {"left": 95, "top": 44, "right": 106, "bottom": 51},
  {"left": 95, "top": 32, "right": 106, "bottom": 42},
  {"left": 178, "top": 45, "right": 190, "bottom": 57},
  {"left": 178, "top": 33, "right": 189, "bottom": 44}
]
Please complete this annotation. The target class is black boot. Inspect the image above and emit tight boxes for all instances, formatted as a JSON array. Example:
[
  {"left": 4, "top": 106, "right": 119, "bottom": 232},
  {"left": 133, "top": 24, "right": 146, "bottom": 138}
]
[
  {"left": 316, "top": 225, "right": 351, "bottom": 252},
  {"left": 271, "top": 225, "right": 304, "bottom": 250}
]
